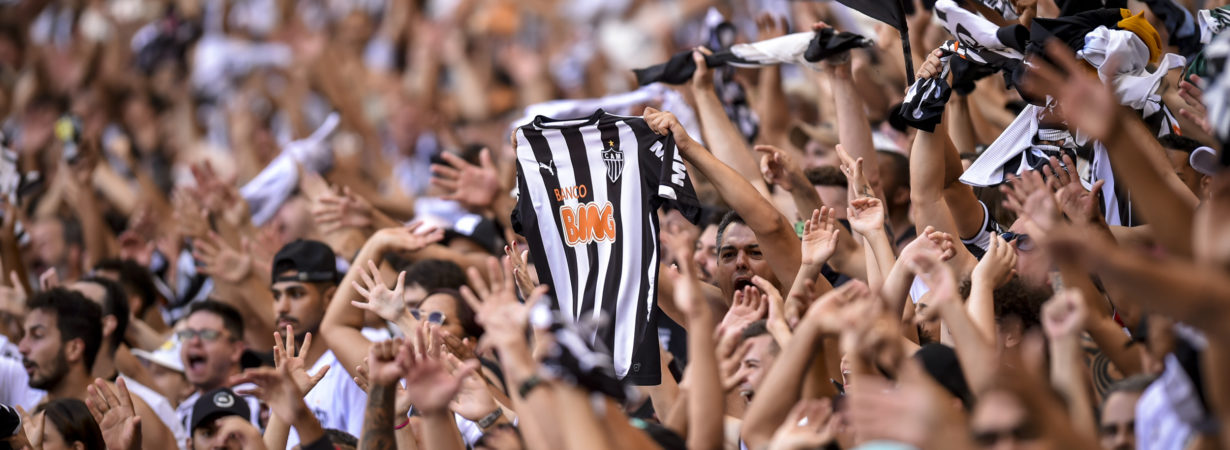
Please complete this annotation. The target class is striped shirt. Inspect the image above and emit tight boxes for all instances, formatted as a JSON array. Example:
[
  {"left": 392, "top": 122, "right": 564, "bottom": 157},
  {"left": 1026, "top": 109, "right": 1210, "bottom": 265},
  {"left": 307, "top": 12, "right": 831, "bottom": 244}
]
[{"left": 512, "top": 109, "right": 700, "bottom": 383}]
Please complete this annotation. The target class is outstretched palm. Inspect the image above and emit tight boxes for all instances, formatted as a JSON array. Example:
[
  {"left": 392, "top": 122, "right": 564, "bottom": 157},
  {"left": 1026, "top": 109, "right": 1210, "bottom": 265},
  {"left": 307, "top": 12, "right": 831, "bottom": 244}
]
[
  {"left": 352, "top": 260, "right": 407, "bottom": 322},
  {"left": 801, "top": 207, "right": 840, "bottom": 267}
]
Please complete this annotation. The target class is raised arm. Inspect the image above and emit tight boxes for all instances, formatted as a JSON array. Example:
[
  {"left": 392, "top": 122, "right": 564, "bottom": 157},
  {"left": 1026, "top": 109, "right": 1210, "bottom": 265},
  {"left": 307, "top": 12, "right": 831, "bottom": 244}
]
[
  {"left": 740, "top": 284, "right": 852, "bottom": 450},
  {"left": 1040, "top": 290, "right": 1098, "bottom": 441},
  {"left": 1024, "top": 41, "right": 1198, "bottom": 257},
  {"left": 688, "top": 50, "right": 771, "bottom": 198},
  {"left": 321, "top": 224, "right": 444, "bottom": 379},
  {"left": 645, "top": 108, "right": 802, "bottom": 289},
  {"left": 671, "top": 239, "right": 724, "bottom": 450}
]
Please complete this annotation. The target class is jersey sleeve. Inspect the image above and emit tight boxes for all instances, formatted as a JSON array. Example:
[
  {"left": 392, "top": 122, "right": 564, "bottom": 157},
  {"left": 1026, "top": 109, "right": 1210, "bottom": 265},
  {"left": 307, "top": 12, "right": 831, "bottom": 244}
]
[{"left": 649, "top": 131, "right": 702, "bottom": 223}]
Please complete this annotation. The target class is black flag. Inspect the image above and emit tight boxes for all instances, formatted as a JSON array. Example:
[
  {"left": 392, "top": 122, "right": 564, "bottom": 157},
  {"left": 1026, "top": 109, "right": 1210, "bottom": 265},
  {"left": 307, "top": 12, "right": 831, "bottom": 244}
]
[{"left": 832, "top": 0, "right": 916, "bottom": 86}]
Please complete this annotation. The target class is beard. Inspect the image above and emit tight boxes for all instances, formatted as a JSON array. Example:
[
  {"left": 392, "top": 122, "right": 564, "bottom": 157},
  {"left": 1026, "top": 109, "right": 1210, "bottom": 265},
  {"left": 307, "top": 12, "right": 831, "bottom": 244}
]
[{"left": 28, "top": 353, "right": 69, "bottom": 390}]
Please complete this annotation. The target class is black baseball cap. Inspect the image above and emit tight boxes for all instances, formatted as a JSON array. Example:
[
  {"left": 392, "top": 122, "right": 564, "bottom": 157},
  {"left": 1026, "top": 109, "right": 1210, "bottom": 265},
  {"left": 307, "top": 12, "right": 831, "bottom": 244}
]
[
  {"left": 190, "top": 388, "right": 251, "bottom": 432},
  {"left": 272, "top": 239, "right": 338, "bottom": 283}
]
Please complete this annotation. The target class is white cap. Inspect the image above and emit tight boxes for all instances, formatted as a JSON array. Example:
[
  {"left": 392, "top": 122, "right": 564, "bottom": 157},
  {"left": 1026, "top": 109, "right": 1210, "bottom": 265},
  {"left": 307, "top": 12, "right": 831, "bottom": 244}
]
[
  {"left": 1190, "top": 146, "right": 1221, "bottom": 176},
  {"left": 131, "top": 336, "right": 184, "bottom": 373}
]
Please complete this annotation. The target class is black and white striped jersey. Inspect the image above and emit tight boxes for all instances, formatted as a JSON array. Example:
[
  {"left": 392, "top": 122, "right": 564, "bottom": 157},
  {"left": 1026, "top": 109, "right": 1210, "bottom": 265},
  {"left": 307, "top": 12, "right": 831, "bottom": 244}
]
[{"left": 511, "top": 109, "right": 700, "bottom": 383}]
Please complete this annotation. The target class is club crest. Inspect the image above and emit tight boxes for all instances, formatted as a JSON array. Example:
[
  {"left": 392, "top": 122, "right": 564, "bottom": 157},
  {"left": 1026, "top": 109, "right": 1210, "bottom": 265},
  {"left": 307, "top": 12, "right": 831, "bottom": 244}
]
[{"left": 602, "top": 140, "right": 623, "bottom": 182}]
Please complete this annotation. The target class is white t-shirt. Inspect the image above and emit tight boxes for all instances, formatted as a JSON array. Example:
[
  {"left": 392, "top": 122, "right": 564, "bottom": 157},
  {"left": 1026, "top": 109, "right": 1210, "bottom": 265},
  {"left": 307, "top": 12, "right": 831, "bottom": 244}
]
[
  {"left": 286, "top": 350, "right": 368, "bottom": 449},
  {"left": 120, "top": 376, "right": 188, "bottom": 449},
  {"left": 0, "top": 356, "right": 44, "bottom": 410}
]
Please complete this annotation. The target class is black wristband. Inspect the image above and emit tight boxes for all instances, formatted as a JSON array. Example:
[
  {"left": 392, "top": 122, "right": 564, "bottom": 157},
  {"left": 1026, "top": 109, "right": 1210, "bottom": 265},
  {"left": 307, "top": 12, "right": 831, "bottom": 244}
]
[{"left": 517, "top": 375, "right": 544, "bottom": 399}]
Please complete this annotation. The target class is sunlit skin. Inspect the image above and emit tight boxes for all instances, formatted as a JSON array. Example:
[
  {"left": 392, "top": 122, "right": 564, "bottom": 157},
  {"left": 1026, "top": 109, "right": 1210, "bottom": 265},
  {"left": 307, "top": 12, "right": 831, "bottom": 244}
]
[{"left": 714, "top": 223, "right": 782, "bottom": 303}]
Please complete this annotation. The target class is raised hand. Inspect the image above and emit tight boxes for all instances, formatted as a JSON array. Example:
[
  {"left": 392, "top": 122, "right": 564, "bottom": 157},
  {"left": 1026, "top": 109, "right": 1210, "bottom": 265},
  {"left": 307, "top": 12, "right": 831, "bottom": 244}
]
[
  {"left": 430, "top": 148, "right": 501, "bottom": 212},
  {"left": 374, "top": 222, "right": 446, "bottom": 253},
  {"left": 836, "top": 144, "right": 875, "bottom": 200},
  {"left": 443, "top": 352, "right": 500, "bottom": 422},
  {"left": 37, "top": 268, "right": 59, "bottom": 291},
  {"left": 312, "top": 186, "right": 375, "bottom": 233},
  {"left": 367, "top": 338, "right": 408, "bottom": 387},
  {"left": 1054, "top": 155, "right": 1106, "bottom": 224},
  {"left": 192, "top": 232, "right": 253, "bottom": 283},
  {"left": 721, "top": 286, "right": 769, "bottom": 333},
  {"left": 644, "top": 107, "right": 699, "bottom": 153},
  {"left": 755, "top": 145, "right": 802, "bottom": 192},
  {"left": 353, "top": 359, "right": 413, "bottom": 417},
  {"left": 19, "top": 406, "right": 45, "bottom": 450},
  {"left": 690, "top": 46, "right": 715, "bottom": 90},
  {"left": 767, "top": 398, "right": 837, "bottom": 450},
  {"left": 351, "top": 260, "right": 407, "bottom": 322},
  {"left": 800, "top": 207, "right": 840, "bottom": 267},
  {"left": 971, "top": 234, "right": 1017, "bottom": 289},
  {"left": 847, "top": 197, "right": 886, "bottom": 238},
  {"left": 716, "top": 328, "right": 753, "bottom": 393},
  {"left": 900, "top": 226, "right": 956, "bottom": 265},
  {"left": 802, "top": 280, "right": 871, "bottom": 334},
  {"left": 174, "top": 190, "right": 210, "bottom": 241},
  {"left": 504, "top": 241, "right": 538, "bottom": 298},
  {"left": 756, "top": 13, "right": 790, "bottom": 40},
  {"left": 461, "top": 257, "right": 549, "bottom": 353},
  {"left": 273, "top": 326, "right": 329, "bottom": 394},
  {"left": 1001, "top": 170, "right": 1060, "bottom": 233},
  {"left": 400, "top": 326, "right": 480, "bottom": 414},
  {"left": 231, "top": 364, "right": 310, "bottom": 424},
  {"left": 751, "top": 276, "right": 793, "bottom": 346},
  {"left": 1042, "top": 289, "right": 1088, "bottom": 340},
  {"left": 1022, "top": 41, "right": 1121, "bottom": 142},
  {"left": 0, "top": 268, "right": 27, "bottom": 318},
  {"left": 86, "top": 378, "right": 142, "bottom": 450},
  {"left": 1178, "top": 74, "right": 1213, "bottom": 135},
  {"left": 916, "top": 48, "right": 946, "bottom": 80}
]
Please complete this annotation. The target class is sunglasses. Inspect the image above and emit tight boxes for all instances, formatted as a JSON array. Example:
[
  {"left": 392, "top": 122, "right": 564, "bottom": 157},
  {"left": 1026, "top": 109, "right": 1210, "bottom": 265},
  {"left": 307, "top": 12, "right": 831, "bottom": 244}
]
[
  {"left": 1000, "top": 231, "right": 1036, "bottom": 252},
  {"left": 410, "top": 309, "right": 446, "bottom": 325},
  {"left": 971, "top": 424, "right": 1039, "bottom": 446},
  {"left": 176, "top": 328, "right": 229, "bottom": 343}
]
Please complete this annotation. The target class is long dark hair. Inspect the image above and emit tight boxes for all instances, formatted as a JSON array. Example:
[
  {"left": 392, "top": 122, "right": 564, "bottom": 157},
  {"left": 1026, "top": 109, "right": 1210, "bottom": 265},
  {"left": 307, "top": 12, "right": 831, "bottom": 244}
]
[{"left": 35, "top": 398, "right": 105, "bottom": 450}]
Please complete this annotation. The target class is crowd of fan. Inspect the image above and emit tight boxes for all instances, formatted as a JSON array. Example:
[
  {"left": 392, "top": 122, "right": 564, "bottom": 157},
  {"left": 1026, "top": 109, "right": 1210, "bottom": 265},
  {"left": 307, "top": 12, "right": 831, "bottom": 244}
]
[{"left": 0, "top": 0, "right": 1228, "bottom": 449}]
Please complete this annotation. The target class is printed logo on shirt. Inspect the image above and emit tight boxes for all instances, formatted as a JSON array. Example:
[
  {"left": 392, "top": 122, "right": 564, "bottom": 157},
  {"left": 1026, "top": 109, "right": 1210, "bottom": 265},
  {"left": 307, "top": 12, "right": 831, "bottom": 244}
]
[
  {"left": 555, "top": 185, "right": 588, "bottom": 202},
  {"left": 538, "top": 161, "right": 556, "bottom": 176},
  {"left": 602, "top": 140, "right": 624, "bottom": 182},
  {"left": 560, "top": 201, "right": 616, "bottom": 246}
]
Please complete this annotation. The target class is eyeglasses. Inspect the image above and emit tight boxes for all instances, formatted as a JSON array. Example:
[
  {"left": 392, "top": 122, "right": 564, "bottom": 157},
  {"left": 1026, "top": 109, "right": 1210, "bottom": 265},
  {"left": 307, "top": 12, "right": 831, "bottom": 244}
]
[
  {"left": 176, "top": 328, "right": 228, "bottom": 343},
  {"left": 1000, "top": 232, "right": 1036, "bottom": 252},
  {"left": 410, "top": 309, "right": 446, "bottom": 325},
  {"left": 971, "top": 424, "right": 1039, "bottom": 446}
]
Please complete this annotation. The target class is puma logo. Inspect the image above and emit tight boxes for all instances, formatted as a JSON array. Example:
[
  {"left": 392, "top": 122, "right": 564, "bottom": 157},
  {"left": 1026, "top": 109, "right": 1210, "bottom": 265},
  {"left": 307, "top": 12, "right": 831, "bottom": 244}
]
[{"left": 539, "top": 161, "right": 555, "bottom": 176}]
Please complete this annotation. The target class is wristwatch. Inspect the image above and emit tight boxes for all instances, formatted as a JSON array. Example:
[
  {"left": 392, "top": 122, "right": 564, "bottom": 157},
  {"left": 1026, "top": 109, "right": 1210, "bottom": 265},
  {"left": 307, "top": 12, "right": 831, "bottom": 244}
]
[{"left": 477, "top": 407, "right": 504, "bottom": 429}]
